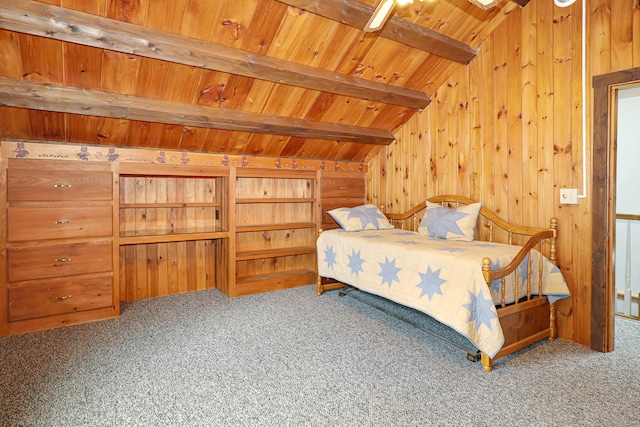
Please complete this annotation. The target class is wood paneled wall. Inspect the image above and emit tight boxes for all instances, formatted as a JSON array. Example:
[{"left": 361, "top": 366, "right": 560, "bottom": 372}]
[{"left": 367, "top": 0, "right": 640, "bottom": 347}]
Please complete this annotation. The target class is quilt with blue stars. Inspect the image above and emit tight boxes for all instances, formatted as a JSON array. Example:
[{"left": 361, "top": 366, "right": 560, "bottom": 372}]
[{"left": 317, "top": 228, "right": 570, "bottom": 358}]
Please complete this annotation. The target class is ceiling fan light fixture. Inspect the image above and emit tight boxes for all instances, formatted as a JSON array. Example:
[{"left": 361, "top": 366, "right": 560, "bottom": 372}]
[
  {"left": 364, "top": 0, "right": 396, "bottom": 32},
  {"left": 364, "top": 0, "right": 494, "bottom": 33},
  {"left": 467, "top": 0, "right": 500, "bottom": 10},
  {"left": 554, "top": 0, "right": 577, "bottom": 7},
  {"left": 364, "top": 0, "right": 426, "bottom": 33}
]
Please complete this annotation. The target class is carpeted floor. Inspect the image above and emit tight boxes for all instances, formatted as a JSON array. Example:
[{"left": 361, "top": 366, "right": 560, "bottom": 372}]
[{"left": 1, "top": 285, "right": 638, "bottom": 426}]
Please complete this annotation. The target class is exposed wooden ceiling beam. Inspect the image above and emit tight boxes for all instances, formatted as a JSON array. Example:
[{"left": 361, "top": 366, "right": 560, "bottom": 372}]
[
  {"left": 0, "top": 0, "right": 430, "bottom": 109},
  {"left": 0, "top": 77, "right": 395, "bottom": 145},
  {"left": 277, "top": 0, "right": 476, "bottom": 65}
]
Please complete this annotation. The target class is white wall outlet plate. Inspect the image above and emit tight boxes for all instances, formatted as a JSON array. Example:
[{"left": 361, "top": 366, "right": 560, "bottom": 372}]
[{"left": 560, "top": 188, "right": 579, "bottom": 205}]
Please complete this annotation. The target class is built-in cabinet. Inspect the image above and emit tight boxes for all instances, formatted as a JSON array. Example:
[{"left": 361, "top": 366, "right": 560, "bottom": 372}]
[
  {"left": 232, "top": 169, "right": 319, "bottom": 297},
  {"left": 0, "top": 143, "right": 365, "bottom": 336},
  {"left": 317, "top": 170, "right": 367, "bottom": 293},
  {"left": 2, "top": 158, "right": 119, "bottom": 335},
  {"left": 117, "top": 163, "right": 230, "bottom": 301},
  {"left": 320, "top": 170, "right": 366, "bottom": 231}
]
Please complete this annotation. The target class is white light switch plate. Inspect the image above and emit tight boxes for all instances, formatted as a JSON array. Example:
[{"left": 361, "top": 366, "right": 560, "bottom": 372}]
[{"left": 560, "top": 188, "right": 579, "bottom": 205}]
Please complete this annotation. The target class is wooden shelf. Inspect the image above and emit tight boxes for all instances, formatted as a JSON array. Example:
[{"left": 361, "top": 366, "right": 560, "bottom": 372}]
[
  {"left": 236, "top": 246, "right": 316, "bottom": 261},
  {"left": 235, "top": 222, "right": 316, "bottom": 232},
  {"left": 236, "top": 168, "right": 317, "bottom": 179},
  {"left": 119, "top": 229, "right": 229, "bottom": 245},
  {"left": 119, "top": 163, "right": 230, "bottom": 177},
  {"left": 235, "top": 198, "right": 315, "bottom": 204},
  {"left": 120, "top": 202, "right": 221, "bottom": 208},
  {"left": 235, "top": 269, "right": 317, "bottom": 296}
]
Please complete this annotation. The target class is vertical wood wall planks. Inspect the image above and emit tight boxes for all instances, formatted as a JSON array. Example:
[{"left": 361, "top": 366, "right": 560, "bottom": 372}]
[
  {"left": 479, "top": 35, "right": 495, "bottom": 239},
  {"left": 610, "top": 0, "right": 633, "bottom": 71},
  {"left": 552, "top": 0, "right": 575, "bottom": 335},
  {"left": 565, "top": 0, "right": 582, "bottom": 342},
  {"left": 366, "top": 0, "right": 640, "bottom": 348},
  {"left": 457, "top": 66, "right": 470, "bottom": 199},
  {"left": 367, "top": 0, "right": 637, "bottom": 346},
  {"left": 535, "top": 0, "right": 555, "bottom": 240},
  {"left": 521, "top": 0, "right": 538, "bottom": 237},
  {"left": 492, "top": 14, "right": 509, "bottom": 241},
  {"left": 468, "top": 50, "right": 482, "bottom": 202},
  {"left": 446, "top": 76, "right": 459, "bottom": 197},
  {"left": 506, "top": 10, "right": 523, "bottom": 244}
]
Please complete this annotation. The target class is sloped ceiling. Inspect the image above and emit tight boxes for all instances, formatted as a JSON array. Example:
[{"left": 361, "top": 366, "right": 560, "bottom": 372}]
[{"left": 0, "top": 0, "right": 521, "bottom": 162}]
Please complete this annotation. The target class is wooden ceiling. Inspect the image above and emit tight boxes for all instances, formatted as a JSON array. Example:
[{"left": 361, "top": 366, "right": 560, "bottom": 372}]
[{"left": 0, "top": 0, "right": 522, "bottom": 162}]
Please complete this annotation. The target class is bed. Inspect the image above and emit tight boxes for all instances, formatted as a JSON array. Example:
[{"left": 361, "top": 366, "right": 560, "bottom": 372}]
[{"left": 316, "top": 195, "right": 570, "bottom": 371}]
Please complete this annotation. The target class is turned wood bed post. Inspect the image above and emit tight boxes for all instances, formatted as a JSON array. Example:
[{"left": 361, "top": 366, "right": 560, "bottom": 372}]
[
  {"left": 550, "top": 305, "right": 557, "bottom": 341},
  {"left": 481, "top": 257, "right": 492, "bottom": 286},
  {"left": 481, "top": 353, "right": 493, "bottom": 372},
  {"left": 316, "top": 228, "right": 323, "bottom": 295},
  {"left": 549, "top": 217, "right": 558, "bottom": 265},
  {"left": 548, "top": 217, "right": 558, "bottom": 340}
]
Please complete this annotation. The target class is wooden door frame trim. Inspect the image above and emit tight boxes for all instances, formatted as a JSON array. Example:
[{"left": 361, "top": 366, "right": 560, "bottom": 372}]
[{"left": 591, "top": 66, "right": 640, "bottom": 352}]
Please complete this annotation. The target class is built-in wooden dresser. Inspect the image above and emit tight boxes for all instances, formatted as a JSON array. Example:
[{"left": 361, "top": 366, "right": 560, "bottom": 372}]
[
  {"left": 317, "top": 170, "right": 366, "bottom": 293},
  {"left": 1, "top": 158, "right": 118, "bottom": 335},
  {"left": 0, "top": 141, "right": 367, "bottom": 336},
  {"left": 320, "top": 170, "right": 366, "bottom": 230}
]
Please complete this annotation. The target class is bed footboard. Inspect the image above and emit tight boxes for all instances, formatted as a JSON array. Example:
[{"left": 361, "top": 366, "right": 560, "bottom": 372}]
[
  {"left": 394, "top": 196, "right": 561, "bottom": 371},
  {"left": 481, "top": 297, "right": 556, "bottom": 371}
]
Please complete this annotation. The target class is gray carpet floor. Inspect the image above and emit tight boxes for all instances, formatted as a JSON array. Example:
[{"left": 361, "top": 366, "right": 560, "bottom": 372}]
[{"left": 1, "top": 285, "right": 638, "bottom": 426}]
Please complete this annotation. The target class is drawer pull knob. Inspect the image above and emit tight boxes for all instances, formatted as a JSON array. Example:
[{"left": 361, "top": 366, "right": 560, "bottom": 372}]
[
  {"left": 340, "top": 186, "right": 348, "bottom": 190},
  {"left": 55, "top": 220, "right": 71, "bottom": 224},
  {"left": 55, "top": 295, "right": 72, "bottom": 301},
  {"left": 54, "top": 184, "right": 72, "bottom": 188},
  {"left": 54, "top": 258, "right": 72, "bottom": 263}
]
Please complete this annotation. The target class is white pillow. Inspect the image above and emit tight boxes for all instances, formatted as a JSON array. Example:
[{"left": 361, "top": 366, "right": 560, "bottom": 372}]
[
  {"left": 418, "top": 201, "right": 482, "bottom": 242},
  {"left": 328, "top": 204, "right": 394, "bottom": 232}
]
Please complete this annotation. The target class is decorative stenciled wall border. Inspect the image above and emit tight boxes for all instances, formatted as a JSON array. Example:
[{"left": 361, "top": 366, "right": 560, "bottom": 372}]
[{"left": 0, "top": 140, "right": 367, "bottom": 173}]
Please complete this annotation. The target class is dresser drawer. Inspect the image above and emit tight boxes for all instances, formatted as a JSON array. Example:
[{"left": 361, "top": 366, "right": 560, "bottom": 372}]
[
  {"left": 8, "top": 160, "right": 112, "bottom": 202},
  {"left": 8, "top": 242, "right": 112, "bottom": 282},
  {"left": 321, "top": 177, "right": 365, "bottom": 198},
  {"left": 8, "top": 275, "right": 113, "bottom": 322},
  {"left": 8, "top": 207, "right": 113, "bottom": 241}
]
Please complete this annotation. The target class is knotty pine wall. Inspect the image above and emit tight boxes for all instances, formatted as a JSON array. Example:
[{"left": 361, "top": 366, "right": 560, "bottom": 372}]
[{"left": 367, "top": 0, "right": 640, "bottom": 348}]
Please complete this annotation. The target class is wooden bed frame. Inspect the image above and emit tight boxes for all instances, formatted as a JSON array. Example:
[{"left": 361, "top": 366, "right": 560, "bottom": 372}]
[{"left": 316, "top": 195, "right": 559, "bottom": 371}]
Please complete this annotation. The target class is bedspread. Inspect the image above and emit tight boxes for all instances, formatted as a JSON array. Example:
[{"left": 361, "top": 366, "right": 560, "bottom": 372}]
[{"left": 316, "top": 228, "right": 570, "bottom": 357}]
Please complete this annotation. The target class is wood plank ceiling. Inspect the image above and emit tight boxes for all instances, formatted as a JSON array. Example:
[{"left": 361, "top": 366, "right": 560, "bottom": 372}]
[{"left": 0, "top": 0, "right": 521, "bottom": 162}]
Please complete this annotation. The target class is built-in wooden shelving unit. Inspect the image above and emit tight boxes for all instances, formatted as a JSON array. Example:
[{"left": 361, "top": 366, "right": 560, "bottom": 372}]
[
  {"left": 231, "top": 168, "right": 319, "bottom": 297},
  {"left": 0, "top": 140, "right": 366, "bottom": 335},
  {"left": 117, "top": 163, "right": 230, "bottom": 301}
]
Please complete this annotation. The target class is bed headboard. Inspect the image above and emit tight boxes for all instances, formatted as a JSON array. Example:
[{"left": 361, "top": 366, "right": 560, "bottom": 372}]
[{"left": 384, "top": 195, "right": 557, "bottom": 264}]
